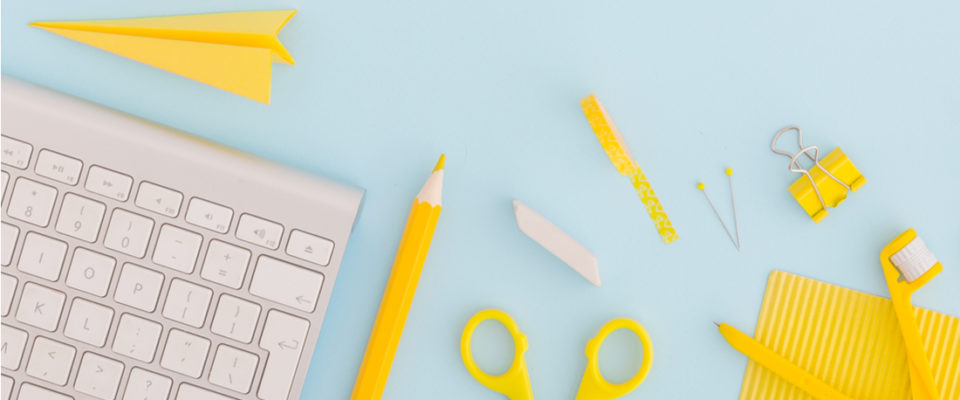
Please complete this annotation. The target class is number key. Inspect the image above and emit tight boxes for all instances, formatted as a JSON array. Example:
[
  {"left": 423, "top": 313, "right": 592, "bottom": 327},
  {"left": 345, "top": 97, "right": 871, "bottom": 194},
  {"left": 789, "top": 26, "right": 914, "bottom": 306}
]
[
  {"left": 55, "top": 193, "right": 106, "bottom": 242},
  {"left": 104, "top": 209, "right": 154, "bottom": 258},
  {"left": 7, "top": 177, "right": 57, "bottom": 227}
]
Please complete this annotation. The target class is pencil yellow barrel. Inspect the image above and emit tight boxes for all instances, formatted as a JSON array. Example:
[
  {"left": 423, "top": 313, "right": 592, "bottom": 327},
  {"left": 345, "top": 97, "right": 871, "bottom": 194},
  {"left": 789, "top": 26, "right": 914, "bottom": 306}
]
[{"left": 351, "top": 155, "right": 445, "bottom": 399}]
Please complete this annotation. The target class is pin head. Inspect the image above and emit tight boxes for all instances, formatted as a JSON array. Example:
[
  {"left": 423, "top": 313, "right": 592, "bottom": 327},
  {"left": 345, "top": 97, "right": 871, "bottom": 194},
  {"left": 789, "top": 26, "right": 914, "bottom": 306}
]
[
  {"left": 725, "top": 168, "right": 733, "bottom": 176},
  {"left": 697, "top": 183, "right": 705, "bottom": 190}
]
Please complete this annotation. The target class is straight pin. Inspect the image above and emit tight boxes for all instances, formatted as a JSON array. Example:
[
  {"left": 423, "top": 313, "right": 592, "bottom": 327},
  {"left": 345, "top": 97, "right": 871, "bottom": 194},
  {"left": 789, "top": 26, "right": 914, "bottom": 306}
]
[
  {"left": 726, "top": 168, "right": 741, "bottom": 249},
  {"left": 698, "top": 182, "right": 739, "bottom": 250}
]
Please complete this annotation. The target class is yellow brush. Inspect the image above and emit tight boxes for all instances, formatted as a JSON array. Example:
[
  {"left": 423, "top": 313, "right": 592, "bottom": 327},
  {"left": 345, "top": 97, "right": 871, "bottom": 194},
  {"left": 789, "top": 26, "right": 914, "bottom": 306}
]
[{"left": 881, "top": 229, "right": 943, "bottom": 400}]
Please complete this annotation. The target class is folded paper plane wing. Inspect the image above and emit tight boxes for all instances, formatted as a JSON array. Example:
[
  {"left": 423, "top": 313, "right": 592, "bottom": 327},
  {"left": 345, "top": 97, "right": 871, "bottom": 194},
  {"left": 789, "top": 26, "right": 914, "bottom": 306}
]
[{"left": 31, "top": 10, "right": 297, "bottom": 103}]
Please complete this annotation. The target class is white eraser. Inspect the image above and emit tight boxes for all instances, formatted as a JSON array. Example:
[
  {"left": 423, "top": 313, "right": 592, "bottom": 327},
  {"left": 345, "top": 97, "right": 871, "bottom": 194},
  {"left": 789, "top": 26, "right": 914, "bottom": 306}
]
[{"left": 513, "top": 199, "right": 601, "bottom": 287}]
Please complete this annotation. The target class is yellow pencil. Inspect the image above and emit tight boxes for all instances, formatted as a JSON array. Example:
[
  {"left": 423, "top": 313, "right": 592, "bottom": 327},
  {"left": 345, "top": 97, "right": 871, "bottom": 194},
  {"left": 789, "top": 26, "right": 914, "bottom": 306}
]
[
  {"left": 716, "top": 322, "right": 854, "bottom": 400},
  {"left": 351, "top": 155, "right": 445, "bottom": 400}
]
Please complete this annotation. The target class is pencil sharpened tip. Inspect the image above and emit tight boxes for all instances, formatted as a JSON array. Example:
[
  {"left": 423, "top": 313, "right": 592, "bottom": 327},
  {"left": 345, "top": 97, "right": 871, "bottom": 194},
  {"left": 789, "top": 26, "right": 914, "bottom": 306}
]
[
  {"left": 714, "top": 321, "right": 721, "bottom": 328},
  {"left": 433, "top": 154, "right": 445, "bottom": 172}
]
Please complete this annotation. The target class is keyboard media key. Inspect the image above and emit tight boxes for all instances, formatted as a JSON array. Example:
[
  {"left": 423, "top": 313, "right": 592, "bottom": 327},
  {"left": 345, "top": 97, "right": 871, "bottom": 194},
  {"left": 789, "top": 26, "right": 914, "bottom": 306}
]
[
  {"left": 74, "top": 352, "right": 124, "bottom": 399},
  {"left": 209, "top": 344, "right": 259, "bottom": 393},
  {"left": 112, "top": 313, "right": 162, "bottom": 362},
  {"left": 152, "top": 224, "right": 202, "bottom": 273},
  {"left": 35, "top": 149, "right": 82, "bottom": 185},
  {"left": 286, "top": 229, "right": 335, "bottom": 266},
  {"left": 1, "top": 325, "right": 28, "bottom": 370},
  {"left": 65, "top": 247, "right": 116, "bottom": 297},
  {"left": 1, "top": 136, "right": 32, "bottom": 169},
  {"left": 0, "top": 223, "right": 17, "bottom": 266},
  {"left": 185, "top": 197, "right": 233, "bottom": 233},
  {"left": 17, "top": 232, "right": 67, "bottom": 281},
  {"left": 201, "top": 240, "right": 251, "bottom": 289},
  {"left": 135, "top": 181, "right": 182, "bottom": 217},
  {"left": 236, "top": 213, "right": 283, "bottom": 250},
  {"left": 7, "top": 177, "right": 57, "bottom": 227},
  {"left": 211, "top": 294, "right": 261, "bottom": 343},
  {"left": 258, "top": 310, "right": 310, "bottom": 400},
  {"left": 249, "top": 256, "right": 323, "bottom": 313},
  {"left": 85, "top": 165, "right": 133, "bottom": 202},
  {"left": 161, "top": 279, "right": 212, "bottom": 328},
  {"left": 160, "top": 329, "right": 209, "bottom": 378},
  {"left": 123, "top": 368, "right": 172, "bottom": 400},
  {"left": 114, "top": 263, "right": 164, "bottom": 312},
  {"left": 55, "top": 193, "right": 106, "bottom": 242},
  {"left": 26, "top": 336, "right": 76, "bottom": 385},
  {"left": 15, "top": 282, "right": 65, "bottom": 331},
  {"left": 63, "top": 298, "right": 114, "bottom": 347},
  {"left": 104, "top": 209, "right": 154, "bottom": 258}
]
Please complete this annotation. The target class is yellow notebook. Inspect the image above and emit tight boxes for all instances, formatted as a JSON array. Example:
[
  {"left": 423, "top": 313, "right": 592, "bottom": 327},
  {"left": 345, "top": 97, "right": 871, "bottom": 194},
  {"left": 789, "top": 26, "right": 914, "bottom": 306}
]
[{"left": 740, "top": 270, "right": 960, "bottom": 399}]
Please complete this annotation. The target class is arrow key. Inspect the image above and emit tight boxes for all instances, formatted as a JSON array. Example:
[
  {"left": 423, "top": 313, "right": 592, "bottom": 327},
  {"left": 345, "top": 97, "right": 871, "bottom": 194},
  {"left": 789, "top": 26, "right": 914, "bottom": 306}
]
[
  {"left": 26, "top": 337, "right": 75, "bottom": 385},
  {"left": 75, "top": 352, "right": 124, "bottom": 399}
]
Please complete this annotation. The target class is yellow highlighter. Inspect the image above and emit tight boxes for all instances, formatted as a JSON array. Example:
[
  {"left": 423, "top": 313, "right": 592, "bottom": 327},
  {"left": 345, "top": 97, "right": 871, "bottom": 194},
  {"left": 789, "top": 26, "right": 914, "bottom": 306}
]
[
  {"left": 716, "top": 323, "right": 854, "bottom": 400},
  {"left": 881, "top": 229, "right": 943, "bottom": 400},
  {"left": 351, "top": 155, "right": 445, "bottom": 399}
]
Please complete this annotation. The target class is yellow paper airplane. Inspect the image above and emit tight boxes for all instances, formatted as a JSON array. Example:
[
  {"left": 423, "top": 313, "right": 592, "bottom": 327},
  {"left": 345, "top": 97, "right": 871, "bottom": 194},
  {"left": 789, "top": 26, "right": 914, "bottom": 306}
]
[{"left": 31, "top": 10, "right": 297, "bottom": 104}]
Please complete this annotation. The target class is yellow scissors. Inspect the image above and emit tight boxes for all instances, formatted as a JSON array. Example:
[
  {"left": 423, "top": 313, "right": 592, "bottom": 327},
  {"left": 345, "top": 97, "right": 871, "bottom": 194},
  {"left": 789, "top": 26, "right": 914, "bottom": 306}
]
[{"left": 460, "top": 309, "right": 653, "bottom": 400}]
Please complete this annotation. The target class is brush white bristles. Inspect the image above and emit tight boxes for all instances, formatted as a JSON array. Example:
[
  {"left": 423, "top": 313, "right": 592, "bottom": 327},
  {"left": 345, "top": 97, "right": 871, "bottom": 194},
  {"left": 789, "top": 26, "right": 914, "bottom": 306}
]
[{"left": 890, "top": 237, "right": 939, "bottom": 282}]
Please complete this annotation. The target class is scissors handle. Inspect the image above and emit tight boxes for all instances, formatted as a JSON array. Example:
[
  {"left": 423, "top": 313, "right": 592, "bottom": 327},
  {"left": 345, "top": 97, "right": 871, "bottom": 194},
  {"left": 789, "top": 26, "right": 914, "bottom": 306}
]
[
  {"left": 575, "top": 318, "right": 653, "bottom": 400},
  {"left": 460, "top": 309, "right": 534, "bottom": 400}
]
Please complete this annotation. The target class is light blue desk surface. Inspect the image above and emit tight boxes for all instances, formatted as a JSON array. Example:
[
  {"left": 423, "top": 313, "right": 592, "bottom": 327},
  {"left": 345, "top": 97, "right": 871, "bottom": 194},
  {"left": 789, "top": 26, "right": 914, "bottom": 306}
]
[{"left": 3, "top": 1, "right": 959, "bottom": 398}]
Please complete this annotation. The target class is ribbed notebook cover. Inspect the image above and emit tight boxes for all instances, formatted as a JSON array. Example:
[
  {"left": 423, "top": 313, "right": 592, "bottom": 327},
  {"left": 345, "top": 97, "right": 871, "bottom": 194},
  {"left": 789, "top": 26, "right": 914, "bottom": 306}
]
[{"left": 740, "top": 270, "right": 959, "bottom": 400}]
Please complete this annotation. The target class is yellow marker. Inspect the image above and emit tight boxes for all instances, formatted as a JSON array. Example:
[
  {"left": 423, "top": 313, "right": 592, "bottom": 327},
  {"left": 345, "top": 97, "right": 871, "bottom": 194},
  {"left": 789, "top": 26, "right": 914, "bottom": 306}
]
[
  {"left": 351, "top": 155, "right": 445, "bottom": 400},
  {"left": 881, "top": 229, "right": 942, "bottom": 400},
  {"left": 716, "top": 322, "right": 854, "bottom": 400},
  {"left": 31, "top": 10, "right": 297, "bottom": 103},
  {"left": 461, "top": 309, "right": 653, "bottom": 400},
  {"left": 580, "top": 94, "right": 677, "bottom": 244}
]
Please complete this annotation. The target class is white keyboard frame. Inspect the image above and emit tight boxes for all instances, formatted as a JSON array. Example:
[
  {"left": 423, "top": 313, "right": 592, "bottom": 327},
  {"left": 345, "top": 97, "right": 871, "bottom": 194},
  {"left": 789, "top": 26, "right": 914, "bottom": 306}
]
[{"left": 1, "top": 76, "right": 364, "bottom": 400}]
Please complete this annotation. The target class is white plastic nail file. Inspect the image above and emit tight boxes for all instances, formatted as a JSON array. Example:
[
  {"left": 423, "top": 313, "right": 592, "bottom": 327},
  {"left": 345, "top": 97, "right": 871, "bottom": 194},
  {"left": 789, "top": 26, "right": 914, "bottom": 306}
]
[{"left": 513, "top": 200, "right": 601, "bottom": 286}]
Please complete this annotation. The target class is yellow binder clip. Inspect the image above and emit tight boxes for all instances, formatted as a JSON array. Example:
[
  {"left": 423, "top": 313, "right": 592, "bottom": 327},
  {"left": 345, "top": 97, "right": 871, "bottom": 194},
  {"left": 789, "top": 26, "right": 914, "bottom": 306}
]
[{"left": 771, "top": 126, "right": 866, "bottom": 223}]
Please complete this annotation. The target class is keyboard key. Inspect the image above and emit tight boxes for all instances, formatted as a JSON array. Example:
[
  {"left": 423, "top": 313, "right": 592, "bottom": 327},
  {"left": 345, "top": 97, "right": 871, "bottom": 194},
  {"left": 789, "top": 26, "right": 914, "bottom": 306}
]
[
  {"left": 26, "top": 336, "right": 75, "bottom": 385},
  {"left": 250, "top": 256, "right": 324, "bottom": 313},
  {"left": 85, "top": 165, "right": 133, "bottom": 202},
  {"left": 286, "top": 229, "right": 335, "bottom": 266},
  {"left": 64, "top": 298, "right": 114, "bottom": 347},
  {"left": 55, "top": 193, "right": 106, "bottom": 242},
  {"left": 123, "top": 368, "right": 172, "bottom": 400},
  {"left": 1, "top": 274, "right": 16, "bottom": 316},
  {"left": 1, "top": 136, "right": 32, "bottom": 169},
  {"left": 17, "top": 232, "right": 67, "bottom": 281},
  {"left": 15, "top": 282, "right": 65, "bottom": 331},
  {"left": 258, "top": 310, "right": 310, "bottom": 400},
  {"left": 176, "top": 383, "right": 236, "bottom": 400},
  {"left": 17, "top": 382, "right": 72, "bottom": 400},
  {"left": 0, "top": 223, "right": 17, "bottom": 266},
  {"left": 135, "top": 182, "right": 182, "bottom": 217},
  {"left": 211, "top": 294, "right": 261, "bottom": 343},
  {"left": 152, "top": 225, "right": 201, "bottom": 273},
  {"left": 162, "top": 279, "right": 212, "bottom": 328},
  {"left": 35, "top": 149, "right": 82, "bottom": 185},
  {"left": 209, "top": 344, "right": 259, "bottom": 393},
  {"left": 7, "top": 177, "right": 57, "bottom": 227},
  {"left": 0, "top": 171, "right": 7, "bottom": 200},
  {"left": 104, "top": 209, "right": 154, "bottom": 258},
  {"left": 1, "top": 375, "right": 11, "bottom": 400},
  {"left": 65, "top": 248, "right": 116, "bottom": 297},
  {"left": 1, "top": 325, "right": 28, "bottom": 370},
  {"left": 236, "top": 213, "right": 282, "bottom": 250},
  {"left": 74, "top": 352, "right": 124, "bottom": 399},
  {"left": 185, "top": 197, "right": 233, "bottom": 233},
  {"left": 160, "top": 329, "right": 209, "bottom": 378},
  {"left": 112, "top": 313, "right": 162, "bottom": 362},
  {"left": 201, "top": 240, "right": 251, "bottom": 289},
  {"left": 114, "top": 263, "right": 164, "bottom": 312}
]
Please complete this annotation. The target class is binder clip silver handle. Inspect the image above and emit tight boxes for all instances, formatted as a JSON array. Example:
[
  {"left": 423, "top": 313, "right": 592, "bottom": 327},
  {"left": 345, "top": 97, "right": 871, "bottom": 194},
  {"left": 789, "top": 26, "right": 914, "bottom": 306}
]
[{"left": 771, "top": 126, "right": 851, "bottom": 213}]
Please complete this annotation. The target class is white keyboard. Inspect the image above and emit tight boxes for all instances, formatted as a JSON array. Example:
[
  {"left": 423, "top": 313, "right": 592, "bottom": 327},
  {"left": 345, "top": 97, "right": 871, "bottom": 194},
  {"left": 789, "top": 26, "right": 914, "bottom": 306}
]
[{"left": 0, "top": 77, "right": 364, "bottom": 400}]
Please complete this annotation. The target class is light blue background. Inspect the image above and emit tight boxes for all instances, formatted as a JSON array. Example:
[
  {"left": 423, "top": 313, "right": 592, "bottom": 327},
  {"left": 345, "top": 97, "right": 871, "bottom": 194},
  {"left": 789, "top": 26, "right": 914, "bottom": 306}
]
[{"left": 3, "top": 1, "right": 959, "bottom": 398}]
